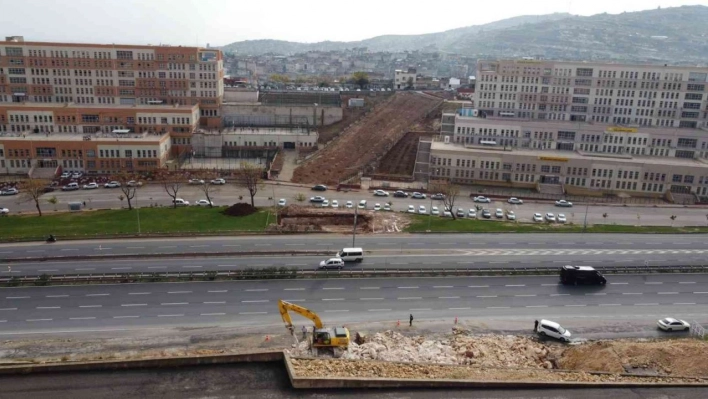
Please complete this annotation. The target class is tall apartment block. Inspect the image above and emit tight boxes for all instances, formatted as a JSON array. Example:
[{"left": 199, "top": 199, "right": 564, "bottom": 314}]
[{"left": 0, "top": 36, "right": 223, "bottom": 175}]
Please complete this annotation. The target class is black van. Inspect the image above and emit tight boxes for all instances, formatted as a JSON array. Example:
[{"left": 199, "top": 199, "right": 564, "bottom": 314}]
[{"left": 560, "top": 265, "right": 606, "bottom": 285}]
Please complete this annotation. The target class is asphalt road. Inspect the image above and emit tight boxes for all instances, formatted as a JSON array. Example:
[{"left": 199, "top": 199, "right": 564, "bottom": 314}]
[
  {"left": 4, "top": 248, "right": 708, "bottom": 275},
  {"left": 2, "top": 361, "right": 706, "bottom": 399},
  {"left": 2, "top": 233, "right": 706, "bottom": 258},
  {"left": 0, "top": 361, "right": 705, "bottom": 399},
  {"left": 0, "top": 275, "right": 706, "bottom": 336},
  {"left": 2, "top": 183, "right": 708, "bottom": 226}
]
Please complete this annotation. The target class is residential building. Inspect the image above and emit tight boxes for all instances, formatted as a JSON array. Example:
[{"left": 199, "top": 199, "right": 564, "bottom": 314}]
[
  {"left": 475, "top": 59, "right": 708, "bottom": 129},
  {"left": 0, "top": 36, "right": 224, "bottom": 128},
  {"left": 191, "top": 127, "right": 318, "bottom": 158},
  {"left": 394, "top": 68, "right": 417, "bottom": 90}
]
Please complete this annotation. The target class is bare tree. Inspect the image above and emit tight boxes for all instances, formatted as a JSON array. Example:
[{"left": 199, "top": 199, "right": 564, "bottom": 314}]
[
  {"left": 158, "top": 173, "right": 184, "bottom": 208},
  {"left": 20, "top": 178, "right": 50, "bottom": 217},
  {"left": 237, "top": 162, "right": 264, "bottom": 208},
  {"left": 112, "top": 172, "right": 142, "bottom": 210},
  {"left": 195, "top": 172, "right": 220, "bottom": 208},
  {"left": 431, "top": 181, "right": 461, "bottom": 220}
]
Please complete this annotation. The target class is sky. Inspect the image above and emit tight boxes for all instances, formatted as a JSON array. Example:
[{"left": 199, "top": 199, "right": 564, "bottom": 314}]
[{"left": 1, "top": 0, "right": 705, "bottom": 47}]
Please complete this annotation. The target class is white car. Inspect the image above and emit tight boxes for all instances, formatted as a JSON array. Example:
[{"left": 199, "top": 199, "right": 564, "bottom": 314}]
[
  {"left": 322, "top": 199, "right": 330, "bottom": 207},
  {"left": 657, "top": 318, "right": 690, "bottom": 332},
  {"left": 383, "top": 204, "right": 391, "bottom": 211},
  {"left": 127, "top": 180, "right": 143, "bottom": 187},
  {"left": 407, "top": 205, "right": 416, "bottom": 213},
  {"left": 72, "top": 172, "right": 83, "bottom": 179},
  {"left": 278, "top": 198, "right": 287, "bottom": 206},
  {"left": 358, "top": 200, "right": 367, "bottom": 209},
  {"left": 173, "top": 198, "right": 190, "bottom": 206},
  {"left": 442, "top": 210, "right": 452, "bottom": 218},
  {"left": 468, "top": 209, "right": 477, "bottom": 218},
  {"left": 318, "top": 258, "right": 344, "bottom": 270},
  {"left": 473, "top": 196, "right": 491, "bottom": 203},
  {"left": 533, "top": 213, "right": 543, "bottom": 222},
  {"left": 104, "top": 181, "right": 121, "bottom": 188},
  {"left": 82, "top": 182, "right": 99, "bottom": 190},
  {"left": 194, "top": 199, "right": 214, "bottom": 206},
  {"left": 373, "top": 203, "right": 381, "bottom": 211},
  {"left": 345, "top": 201, "right": 353, "bottom": 209},
  {"left": 545, "top": 212, "right": 556, "bottom": 222},
  {"left": 557, "top": 213, "right": 567, "bottom": 223},
  {"left": 456, "top": 208, "right": 466, "bottom": 218},
  {"left": 555, "top": 199, "right": 573, "bottom": 207},
  {"left": 1, "top": 188, "right": 19, "bottom": 195},
  {"left": 331, "top": 200, "right": 339, "bottom": 208},
  {"left": 0, "top": 208, "right": 8, "bottom": 215},
  {"left": 506, "top": 211, "right": 516, "bottom": 220},
  {"left": 536, "top": 319, "right": 572, "bottom": 342},
  {"left": 189, "top": 178, "right": 205, "bottom": 185},
  {"left": 495, "top": 208, "right": 504, "bottom": 218},
  {"left": 418, "top": 205, "right": 427, "bottom": 214},
  {"left": 210, "top": 178, "right": 226, "bottom": 185},
  {"left": 507, "top": 197, "right": 523, "bottom": 205},
  {"left": 373, "top": 189, "right": 389, "bottom": 197},
  {"left": 60, "top": 172, "right": 71, "bottom": 178},
  {"left": 431, "top": 206, "right": 440, "bottom": 215}
]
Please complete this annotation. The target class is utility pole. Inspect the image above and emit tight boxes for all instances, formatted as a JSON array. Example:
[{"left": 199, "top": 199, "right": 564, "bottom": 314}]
[
  {"left": 352, "top": 205, "right": 358, "bottom": 247},
  {"left": 136, "top": 192, "right": 141, "bottom": 234},
  {"left": 582, "top": 198, "right": 589, "bottom": 232}
]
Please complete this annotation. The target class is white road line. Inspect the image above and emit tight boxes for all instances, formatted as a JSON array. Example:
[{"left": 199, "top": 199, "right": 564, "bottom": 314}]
[
  {"left": 360, "top": 298, "right": 384, "bottom": 300},
  {"left": 95, "top": 247, "right": 112, "bottom": 250},
  {"left": 645, "top": 282, "right": 663, "bottom": 285},
  {"left": 476, "top": 295, "right": 497, "bottom": 298},
  {"left": 397, "top": 286, "right": 419, "bottom": 289},
  {"left": 245, "top": 289, "right": 268, "bottom": 292},
  {"left": 514, "top": 294, "right": 536, "bottom": 297},
  {"left": 0, "top": 308, "right": 18, "bottom": 311},
  {"left": 439, "top": 296, "right": 460, "bottom": 299},
  {"left": 158, "top": 314, "right": 184, "bottom": 317},
  {"left": 86, "top": 293, "right": 109, "bottom": 297},
  {"left": 161, "top": 302, "right": 189, "bottom": 306},
  {"left": 286, "top": 264, "right": 306, "bottom": 266},
  {"left": 46, "top": 295, "right": 68, "bottom": 298},
  {"left": 468, "top": 285, "right": 489, "bottom": 288},
  {"left": 111, "top": 267, "right": 132, "bottom": 270},
  {"left": 79, "top": 305, "right": 102, "bottom": 308},
  {"left": 322, "top": 287, "right": 344, "bottom": 290},
  {"left": 490, "top": 262, "right": 509, "bottom": 264},
  {"left": 433, "top": 286, "right": 454, "bottom": 288},
  {"left": 486, "top": 306, "right": 510, "bottom": 309},
  {"left": 6, "top": 296, "right": 30, "bottom": 299},
  {"left": 674, "top": 303, "right": 696, "bottom": 305},
  {"left": 218, "top": 265, "right": 237, "bottom": 267},
  {"left": 27, "top": 319, "right": 52, "bottom": 322},
  {"left": 183, "top": 266, "right": 203, "bottom": 269},
  {"left": 550, "top": 294, "right": 570, "bottom": 297},
  {"left": 398, "top": 297, "right": 423, "bottom": 300},
  {"left": 127, "top": 247, "right": 145, "bottom": 249},
  {"left": 168, "top": 291, "right": 193, "bottom": 294},
  {"left": 610, "top": 282, "right": 629, "bottom": 285},
  {"left": 158, "top": 246, "right": 177, "bottom": 249},
  {"left": 37, "top": 306, "right": 60, "bottom": 309},
  {"left": 622, "top": 293, "right": 643, "bottom": 295},
  {"left": 693, "top": 292, "right": 708, "bottom": 294},
  {"left": 585, "top": 293, "right": 606, "bottom": 296},
  {"left": 113, "top": 315, "right": 140, "bottom": 319},
  {"left": 360, "top": 287, "right": 380, "bottom": 290},
  {"left": 121, "top": 304, "right": 147, "bottom": 307},
  {"left": 208, "top": 290, "right": 227, "bottom": 293},
  {"left": 203, "top": 302, "right": 226, "bottom": 304},
  {"left": 70, "top": 317, "right": 96, "bottom": 320},
  {"left": 322, "top": 298, "right": 344, "bottom": 301},
  {"left": 634, "top": 303, "right": 659, "bottom": 306},
  {"left": 61, "top": 249, "right": 78, "bottom": 251},
  {"left": 541, "top": 284, "right": 558, "bottom": 286},
  {"left": 599, "top": 304, "right": 621, "bottom": 306},
  {"left": 38, "top": 269, "right": 58, "bottom": 272},
  {"left": 526, "top": 305, "right": 548, "bottom": 308},
  {"left": 242, "top": 300, "right": 269, "bottom": 303},
  {"left": 368, "top": 309, "right": 391, "bottom": 312},
  {"left": 505, "top": 284, "right": 525, "bottom": 287},
  {"left": 75, "top": 268, "right": 95, "bottom": 271},
  {"left": 409, "top": 308, "right": 431, "bottom": 311},
  {"left": 239, "top": 312, "right": 267, "bottom": 315},
  {"left": 222, "top": 245, "right": 240, "bottom": 247},
  {"left": 324, "top": 310, "right": 349, "bottom": 313},
  {"left": 565, "top": 305, "right": 586, "bottom": 307},
  {"left": 129, "top": 292, "right": 151, "bottom": 295},
  {"left": 283, "top": 299, "right": 305, "bottom": 303},
  {"left": 285, "top": 244, "right": 304, "bottom": 246},
  {"left": 201, "top": 313, "right": 226, "bottom": 316},
  {"left": 284, "top": 288, "right": 305, "bottom": 291},
  {"left": 190, "top": 245, "right": 209, "bottom": 248},
  {"left": 450, "top": 307, "right": 471, "bottom": 310},
  {"left": 658, "top": 292, "right": 679, "bottom": 295},
  {"left": 679, "top": 282, "right": 696, "bottom": 284},
  {"left": 148, "top": 266, "right": 166, "bottom": 269}
]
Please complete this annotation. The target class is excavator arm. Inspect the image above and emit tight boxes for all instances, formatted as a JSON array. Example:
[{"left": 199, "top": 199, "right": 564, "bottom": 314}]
[{"left": 278, "top": 300, "right": 324, "bottom": 329}]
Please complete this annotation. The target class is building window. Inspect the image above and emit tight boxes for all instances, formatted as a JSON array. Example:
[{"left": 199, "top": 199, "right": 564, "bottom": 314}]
[{"left": 672, "top": 174, "right": 683, "bottom": 183}]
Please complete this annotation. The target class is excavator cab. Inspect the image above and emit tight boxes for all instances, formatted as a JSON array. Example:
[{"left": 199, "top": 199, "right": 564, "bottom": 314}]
[{"left": 278, "top": 300, "right": 350, "bottom": 349}]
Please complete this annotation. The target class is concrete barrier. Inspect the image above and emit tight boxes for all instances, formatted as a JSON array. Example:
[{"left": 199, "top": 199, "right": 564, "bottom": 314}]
[{"left": 3, "top": 250, "right": 332, "bottom": 264}]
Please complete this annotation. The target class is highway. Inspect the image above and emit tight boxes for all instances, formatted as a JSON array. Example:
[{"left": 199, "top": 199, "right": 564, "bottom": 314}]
[
  {"left": 0, "top": 275, "right": 706, "bottom": 336},
  {"left": 2, "top": 182, "right": 708, "bottom": 226}
]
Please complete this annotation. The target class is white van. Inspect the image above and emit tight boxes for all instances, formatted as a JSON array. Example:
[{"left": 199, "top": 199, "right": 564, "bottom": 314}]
[
  {"left": 337, "top": 247, "right": 364, "bottom": 262},
  {"left": 358, "top": 200, "right": 367, "bottom": 209}
]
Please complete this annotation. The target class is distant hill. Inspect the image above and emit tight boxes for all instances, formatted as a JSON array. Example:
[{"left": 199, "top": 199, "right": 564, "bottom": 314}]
[{"left": 222, "top": 6, "right": 708, "bottom": 64}]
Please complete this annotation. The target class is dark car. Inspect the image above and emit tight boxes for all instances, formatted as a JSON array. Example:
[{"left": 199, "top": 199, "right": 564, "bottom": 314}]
[
  {"left": 393, "top": 191, "right": 409, "bottom": 198},
  {"left": 481, "top": 209, "right": 492, "bottom": 219},
  {"left": 560, "top": 265, "right": 606, "bottom": 285},
  {"left": 42, "top": 186, "right": 55, "bottom": 193},
  {"left": 311, "top": 184, "right": 327, "bottom": 191},
  {"left": 431, "top": 193, "right": 445, "bottom": 200}
]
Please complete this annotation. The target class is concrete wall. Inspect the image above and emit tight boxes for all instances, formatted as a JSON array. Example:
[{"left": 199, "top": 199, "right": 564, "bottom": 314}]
[{"left": 221, "top": 105, "right": 343, "bottom": 126}]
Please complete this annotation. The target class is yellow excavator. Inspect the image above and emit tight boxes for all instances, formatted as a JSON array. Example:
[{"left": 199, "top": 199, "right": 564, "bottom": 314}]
[{"left": 278, "top": 300, "right": 350, "bottom": 349}]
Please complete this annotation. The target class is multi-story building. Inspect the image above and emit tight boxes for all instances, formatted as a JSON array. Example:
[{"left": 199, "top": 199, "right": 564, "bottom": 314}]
[
  {"left": 394, "top": 68, "right": 417, "bottom": 90},
  {"left": 0, "top": 36, "right": 224, "bottom": 128},
  {"left": 0, "top": 103, "right": 198, "bottom": 175},
  {"left": 475, "top": 59, "right": 708, "bottom": 129}
]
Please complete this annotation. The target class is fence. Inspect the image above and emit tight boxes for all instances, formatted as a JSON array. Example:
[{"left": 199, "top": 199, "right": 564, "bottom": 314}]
[{"left": 468, "top": 187, "right": 670, "bottom": 206}]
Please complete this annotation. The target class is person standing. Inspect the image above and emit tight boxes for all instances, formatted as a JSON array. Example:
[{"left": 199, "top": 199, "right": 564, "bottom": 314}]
[
  {"left": 534, "top": 320, "right": 539, "bottom": 332},
  {"left": 301, "top": 325, "right": 307, "bottom": 339},
  {"left": 409, "top": 314, "right": 414, "bottom": 327}
]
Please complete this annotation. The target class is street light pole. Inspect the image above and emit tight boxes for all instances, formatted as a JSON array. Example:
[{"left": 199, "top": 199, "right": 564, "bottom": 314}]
[
  {"left": 136, "top": 191, "right": 141, "bottom": 234},
  {"left": 352, "top": 205, "right": 358, "bottom": 247},
  {"left": 582, "top": 198, "right": 589, "bottom": 232}
]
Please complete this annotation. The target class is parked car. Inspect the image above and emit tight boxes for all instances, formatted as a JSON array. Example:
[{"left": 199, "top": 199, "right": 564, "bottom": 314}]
[
  {"left": 507, "top": 197, "right": 523, "bottom": 204},
  {"left": 331, "top": 200, "right": 339, "bottom": 208},
  {"left": 82, "top": 182, "right": 99, "bottom": 190},
  {"left": 557, "top": 213, "right": 567, "bottom": 223},
  {"left": 393, "top": 191, "right": 408, "bottom": 198},
  {"left": 210, "top": 178, "right": 226, "bottom": 185},
  {"left": 473, "top": 196, "right": 491, "bottom": 203},
  {"left": 373, "top": 189, "right": 389, "bottom": 197},
  {"left": 358, "top": 200, "right": 367, "bottom": 209},
  {"left": 311, "top": 184, "right": 327, "bottom": 191},
  {"left": 104, "top": 181, "right": 121, "bottom": 188},
  {"left": 173, "top": 198, "right": 190, "bottom": 206},
  {"left": 71, "top": 172, "right": 83, "bottom": 179},
  {"left": 373, "top": 203, "right": 381, "bottom": 211},
  {"left": 506, "top": 211, "right": 516, "bottom": 220},
  {"left": 555, "top": 200, "right": 573, "bottom": 207},
  {"left": 442, "top": 210, "right": 452, "bottom": 218},
  {"left": 494, "top": 208, "right": 504, "bottom": 218},
  {"left": 454, "top": 208, "right": 464, "bottom": 218},
  {"left": 411, "top": 192, "right": 426, "bottom": 199},
  {"left": 61, "top": 183, "right": 79, "bottom": 191},
  {"left": 321, "top": 199, "right": 330, "bottom": 207},
  {"left": 0, "top": 208, "right": 9, "bottom": 215},
  {"left": 431, "top": 206, "right": 440, "bottom": 216},
  {"left": 60, "top": 172, "right": 71, "bottom": 178},
  {"left": 481, "top": 209, "right": 492, "bottom": 219},
  {"left": 127, "top": 180, "right": 143, "bottom": 187},
  {"left": 407, "top": 205, "right": 416, "bottom": 213},
  {"left": 431, "top": 193, "right": 445, "bottom": 200},
  {"left": 319, "top": 258, "right": 344, "bottom": 270},
  {"left": 188, "top": 178, "right": 205, "bottom": 185},
  {"left": 535, "top": 319, "right": 571, "bottom": 342},
  {"left": 0, "top": 188, "right": 19, "bottom": 195},
  {"left": 345, "top": 201, "right": 353, "bottom": 209},
  {"left": 43, "top": 186, "right": 55, "bottom": 193},
  {"left": 560, "top": 265, "right": 607, "bottom": 285},
  {"left": 657, "top": 318, "right": 690, "bottom": 332},
  {"left": 418, "top": 205, "right": 427, "bottom": 214},
  {"left": 468, "top": 209, "right": 477, "bottom": 218},
  {"left": 383, "top": 204, "right": 391, "bottom": 211},
  {"left": 309, "top": 196, "right": 326, "bottom": 203},
  {"left": 194, "top": 199, "right": 214, "bottom": 206},
  {"left": 278, "top": 199, "right": 287, "bottom": 207},
  {"left": 532, "top": 213, "right": 543, "bottom": 222},
  {"left": 545, "top": 212, "right": 556, "bottom": 222}
]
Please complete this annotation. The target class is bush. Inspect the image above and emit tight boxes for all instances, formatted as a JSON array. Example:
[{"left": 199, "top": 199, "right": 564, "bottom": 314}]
[{"left": 222, "top": 203, "right": 257, "bottom": 217}]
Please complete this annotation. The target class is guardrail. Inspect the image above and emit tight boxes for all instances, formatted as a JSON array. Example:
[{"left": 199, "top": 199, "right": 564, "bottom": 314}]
[{"left": 1, "top": 264, "right": 707, "bottom": 287}]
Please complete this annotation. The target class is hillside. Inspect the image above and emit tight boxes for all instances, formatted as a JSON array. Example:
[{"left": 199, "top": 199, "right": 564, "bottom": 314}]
[{"left": 222, "top": 6, "right": 708, "bottom": 64}]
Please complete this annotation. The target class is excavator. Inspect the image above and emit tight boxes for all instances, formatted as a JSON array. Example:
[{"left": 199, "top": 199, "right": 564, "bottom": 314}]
[{"left": 278, "top": 300, "right": 350, "bottom": 354}]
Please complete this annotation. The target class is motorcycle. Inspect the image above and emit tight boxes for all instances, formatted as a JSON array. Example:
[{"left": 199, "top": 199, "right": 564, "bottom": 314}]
[{"left": 46, "top": 235, "right": 57, "bottom": 243}]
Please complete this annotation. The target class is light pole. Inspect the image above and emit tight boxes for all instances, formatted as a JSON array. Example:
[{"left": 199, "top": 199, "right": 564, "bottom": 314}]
[
  {"left": 352, "top": 205, "right": 358, "bottom": 247},
  {"left": 582, "top": 197, "right": 589, "bottom": 232},
  {"left": 136, "top": 190, "right": 141, "bottom": 234}
]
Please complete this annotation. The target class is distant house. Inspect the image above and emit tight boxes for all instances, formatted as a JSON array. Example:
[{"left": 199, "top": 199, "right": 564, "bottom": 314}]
[{"left": 394, "top": 68, "right": 417, "bottom": 90}]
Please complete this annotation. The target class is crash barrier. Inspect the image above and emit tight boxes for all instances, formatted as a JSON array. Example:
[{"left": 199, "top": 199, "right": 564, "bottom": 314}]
[{"left": 1, "top": 264, "right": 707, "bottom": 287}]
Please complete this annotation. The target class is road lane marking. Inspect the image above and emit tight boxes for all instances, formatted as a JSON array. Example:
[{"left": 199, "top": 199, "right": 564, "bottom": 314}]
[
  {"left": 611, "top": 283, "right": 628, "bottom": 285},
  {"left": 6, "top": 296, "right": 30, "bottom": 299},
  {"left": 585, "top": 293, "right": 606, "bottom": 296},
  {"left": 398, "top": 297, "right": 423, "bottom": 300},
  {"left": 397, "top": 286, "right": 419, "bottom": 289},
  {"left": 60, "top": 249, "right": 78, "bottom": 251},
  {"left": 70, "top": 317, "right": 96, "bottom": 320},
  {"left": 526, "top": 305, "right": 548, "bottom": 308},
  {"left": 679, "top": 282, "right": 696, "bottom": 284},
  {"left": 565, "top": 305, "right": 586, "bottom": 307},
  {"left": 189, "top": 245, "right": 209, "bottom": 248},
  {"left": 245, "top": 289, "right": 268, "bottom": 292},
  {"left": 367, "top": 309, "right": 391, "bottom": 312},
  {"left": 674, "top": 303, "right": 696, "bottom": 305},
  {"left": 693, "top": 292, "right": 708, "bottom": 294},
  {"left": 658, "top": 292, "right": 679, "bottom": 295},
  {"left": 75, "top": 268, "right": 95, "bottom": 271},
  {"left": 283, "top": 300, "right": 305, "bottom": 303},
  {"left": 168, "top": 291, "right": 193, "bottom": 294},
  {"left": 79, "top": 305, "right": 102, "bottom": 308},
  {"left": 113, "top": 315, "right": 140, "bottom": 318},
  {"left": 38, "top": 269, "right": 58, "bottom": 272},
  {"left": 27, "top": 319, "right": 52, "bottom": 322},
  {"left": 439, "top": 296, "right": 460, "bottom": 299},
  {"left": 242, "top": 300, "right": 269, "bottom": 303},
  {"left": 46, "top": 295, "right": 68, "bottom": 298},
  {"left": 127, "top": 247, "right": 145, "bottom": 249},
  {"left": 476, "top": 295, "right": 497, "bottom": 298},
  {"left": 111, "top": 267, "right": 132, "bottom": 270},
  {"left": 409, "top": 308, "right": 431, "bottom": 311},
  {"left": 158, "top": 314, "right": 184, "bottom": 317},
  {"left": 469, "top": 285, "right": 489, "bottom": 288},
  {"left": 622, "top": 293, "right": 643, "bottom": 295},
  {"left": 37, "top": 307, "right": 60, "bottom": 309},
  {"left": 129, "top": 292, "right": 151, "bottom": 295},
  {"left": 505, "top": 285, "right": 525, "bottom": 287},
  {"left": 121, "top": 304, "right": 147, "bottom": 307},
  {"left": 433, "top": 286, "right": 454, "bottom": 288},
  {"left": 148, "top": 266, "right": 166, "bottom": 269},
  {"left": 360, "top": 298, "right": 383, "bottom": 301},
  {"left": 360, "top": 287, "right": 380, "bottom": 290},
  {"left": 284, "top": 288, "right": 305, "bottom": 291},
  {"left": 550, "top": 294, "right": 570, "bottom": 297},
  {"left": 645, "top": 282, "right": 663, "bottom": 285},
  {"left": 514, "top": 294, "right": 536, "bottom": 297},
  {"left": 201, "top": 313, "right": 226, "bottom": 316},
  {"left": 541, "top": 284, "right": 559, "bottom": 286},
  {"left": 634, "top": 303, "right": 659, "bottom": 306},
  {"left": 0, "top": 308, "right": 18, "bottom": 311},
  {"left": 450, "top": 307, "right": 471, "bottom": 310},
  {"left": 490, "top": 262, "right": 508, "bottom": 264},
  {"left": 208, "top": 290, "right": 228, "bottom": 293},
  {"left": 203, "top": 302, "right": 226, "bottom": 304},
  {"left": 324, "top": 310, "right": 349, "bottom": 313},
  {"left": 486, "top": 306, "right": 510, "bottom": 309},
  {"left": 322, "top": 298, "right": 344, "bottom": 301},
  {"left": 161, "top": 302, "right": 189, "bottom": 306},
  {"left": 86, "top": 293, "right": 109, "bottom": 297},
  {"left": 218, "top": 265, "right": 237, "bottom": 267},
  {"left": 322, "top": 287, "right": 344, "bottom": 290},
  {"left": 599, "top": 304, "right": 621, "bottom": 306},
  {"left": 239, "top": 312, "right": 267, "bottom": 315}
]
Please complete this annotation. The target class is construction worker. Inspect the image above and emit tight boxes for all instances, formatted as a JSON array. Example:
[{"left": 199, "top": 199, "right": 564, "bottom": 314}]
[
  {"left": 409, "top": 314, "right": 414, "bottom": 327},
  {"left": 301, "top": 325, "right": 307, "bottom": 339},
  {"left": 534, "top": 320, "right": 539, "bottom": 332}
]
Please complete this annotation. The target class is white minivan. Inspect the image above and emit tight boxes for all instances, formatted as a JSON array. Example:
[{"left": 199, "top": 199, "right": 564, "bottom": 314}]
[
  {"left": 336, "top": 247, "right": 364, "bottom": 262},
  {"left": 358, "top": 200, "right": 367, "bottom": 209}
]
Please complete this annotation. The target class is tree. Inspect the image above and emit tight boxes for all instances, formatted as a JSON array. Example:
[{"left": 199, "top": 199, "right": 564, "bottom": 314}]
[
  {"left": 237, "top": 162, "right": 264, "bottom": 208},
  {"left": 112, "top": 172, "right": 142, "bottom": 211},
  {"left": 158, "top": 173, "right": 184, "bottom": 208},
  {"left": 295, "top": 193, "right": 306, "bottom": 202},
  {"left": 20, "top": 178, "right": 50, "bottom": 217},
  {"left": 195, "top": 172, "right": 220, "bottom": 208},
  {"left": 406, "top": 77, "right": 415, "bottom": 90},
  {"left": 47, "top": 195, "right": 58, "bottom": 211},
  {"left": 351, "top": 71, "right": 369, "bottom": 89},
  {"left": 430, "top": 181, "right": 461, "bottom": 220},
  {"left": 270, "top": 74, "right": 290, "bottom": 85}
]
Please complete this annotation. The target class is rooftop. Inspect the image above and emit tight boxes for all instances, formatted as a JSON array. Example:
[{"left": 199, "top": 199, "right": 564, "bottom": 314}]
[
  {"left": 0, "top": 130, "right": 169, "bottom": 142},
  {"left": 0, "top": 103, "right": 198, "bottom": 112},
  {"left": 196, "top": 127, "right": 316, "bottom": 136},
  {"left": 430, "top": 141, "right": 708, "bottom": 168}
]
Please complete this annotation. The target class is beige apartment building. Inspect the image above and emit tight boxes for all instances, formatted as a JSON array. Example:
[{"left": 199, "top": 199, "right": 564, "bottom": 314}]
[
  {"left": 0, "top": 103, "right": 198, "bottom": 175},
  {"left": 0, "top": 36, "right": 224, "bottom": 127},
  {"left": 474, "top": 59, "right": 708, "bottom": 129}
]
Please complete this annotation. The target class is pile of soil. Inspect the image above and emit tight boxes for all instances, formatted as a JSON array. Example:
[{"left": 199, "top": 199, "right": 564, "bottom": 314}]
[{"left": 222, "top": 203, "right": 257, "bottom": 217}]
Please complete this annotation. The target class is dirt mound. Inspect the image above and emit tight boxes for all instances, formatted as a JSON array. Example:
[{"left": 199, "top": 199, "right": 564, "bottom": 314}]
[{"left": 222, "top": 203, "right": 257, "bottom": 217}]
